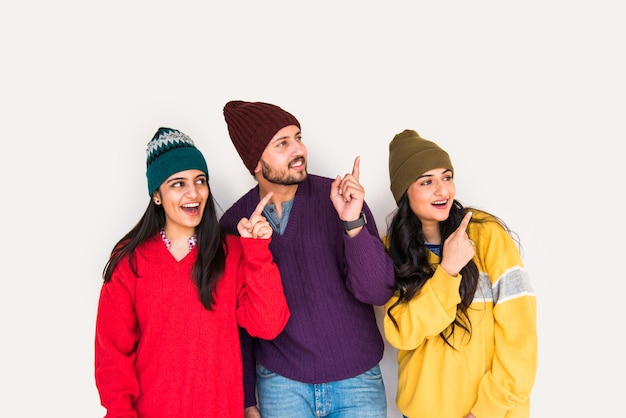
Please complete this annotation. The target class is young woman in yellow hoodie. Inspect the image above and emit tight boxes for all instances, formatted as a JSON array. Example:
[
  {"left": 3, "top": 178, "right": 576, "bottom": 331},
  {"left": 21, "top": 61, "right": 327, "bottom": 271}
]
[{"left": 384, "top": 129, "right": 537, "bottom": 418}]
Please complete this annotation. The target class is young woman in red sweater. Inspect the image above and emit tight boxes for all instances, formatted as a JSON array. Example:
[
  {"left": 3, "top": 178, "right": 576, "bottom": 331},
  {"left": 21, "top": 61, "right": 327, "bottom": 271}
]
[{"left": 95, "top": 127, "right": 290, "bottom": 418}]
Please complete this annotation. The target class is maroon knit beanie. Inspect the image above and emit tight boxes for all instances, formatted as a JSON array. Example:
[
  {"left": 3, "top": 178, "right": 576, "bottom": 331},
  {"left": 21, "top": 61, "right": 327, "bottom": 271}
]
[{"left": 223, "top": 100, "right": 301, "bottom": 175}]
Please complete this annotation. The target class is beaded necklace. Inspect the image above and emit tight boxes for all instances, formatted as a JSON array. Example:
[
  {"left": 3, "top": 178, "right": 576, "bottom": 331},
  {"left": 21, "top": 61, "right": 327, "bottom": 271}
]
[{"left": 160, "top": 229, "right": 197, "bottom": 251}]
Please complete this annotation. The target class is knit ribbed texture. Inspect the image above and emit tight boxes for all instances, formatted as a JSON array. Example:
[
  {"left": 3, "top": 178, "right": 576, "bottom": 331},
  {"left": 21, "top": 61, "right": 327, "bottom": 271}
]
[
  {"left": 145, "top": 127, "right": 208, "bottom": 196},
  {"left": 95, "top": 234, "right": 290, "bottom": 417},
  {"left": 219, "top": 174, "right": 395, "bottom": 400},
  {"left": 223, "top": 101, "right": 300, "bottom": 175},
  {"left": 388, "top": 129, "right": 453, "bottom": 204}
]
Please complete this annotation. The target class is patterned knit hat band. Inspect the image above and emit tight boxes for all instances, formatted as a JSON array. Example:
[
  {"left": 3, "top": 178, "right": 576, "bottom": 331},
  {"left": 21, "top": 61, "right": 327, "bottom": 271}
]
[
  {"left": 388, "top": 129, "right": 453, "bottom": 204},
  {"left": 223, "top": 100, "right": 300, "bottom": 175},
  {"left": 146, "top": 127, "right": 208, "bottom": 196}
]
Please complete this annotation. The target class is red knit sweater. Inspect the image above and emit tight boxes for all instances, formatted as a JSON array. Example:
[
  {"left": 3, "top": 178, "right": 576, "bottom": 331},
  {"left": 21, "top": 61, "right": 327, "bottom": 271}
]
[{"left": 95, "top": 234, "right": 289, "bottom": 418}]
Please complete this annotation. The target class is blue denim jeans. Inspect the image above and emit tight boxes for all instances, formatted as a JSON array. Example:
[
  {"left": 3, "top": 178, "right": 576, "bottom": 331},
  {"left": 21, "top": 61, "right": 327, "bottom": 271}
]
[{"left": 256, "top": 363, "right": 387, "bottom": 417}]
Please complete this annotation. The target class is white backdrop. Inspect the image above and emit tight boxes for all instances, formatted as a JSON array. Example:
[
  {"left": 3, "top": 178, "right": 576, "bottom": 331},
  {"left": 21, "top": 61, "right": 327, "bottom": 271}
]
[{"left": 1, "top": 1, "right": 624, "bottom": 417}]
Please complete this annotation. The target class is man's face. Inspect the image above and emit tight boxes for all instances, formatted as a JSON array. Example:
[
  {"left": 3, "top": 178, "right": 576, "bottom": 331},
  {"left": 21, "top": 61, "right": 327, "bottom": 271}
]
[{"left": 256, "top": 124, "right": 308, "bottom": 186}]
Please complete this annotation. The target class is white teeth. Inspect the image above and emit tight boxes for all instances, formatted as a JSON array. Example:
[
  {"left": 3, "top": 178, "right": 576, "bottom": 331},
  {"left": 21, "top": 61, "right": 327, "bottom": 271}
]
[
  {"left": 182, "top": 203, "right": 199, "bottom": 208},
  {"left": 433, "top": 200, "right": 447, "bottom": 205}
]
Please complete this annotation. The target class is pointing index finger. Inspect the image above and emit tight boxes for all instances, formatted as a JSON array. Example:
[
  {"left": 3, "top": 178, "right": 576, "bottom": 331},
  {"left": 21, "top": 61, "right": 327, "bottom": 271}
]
[
  {"left": 459, "top": 211, "right": 473, "bottom": 232},
  {"left": 251, "top": 192, "right": 274, "bottom": 217},
  {"left": 351, "top": 156, "right": 361, "bottom": 181}
]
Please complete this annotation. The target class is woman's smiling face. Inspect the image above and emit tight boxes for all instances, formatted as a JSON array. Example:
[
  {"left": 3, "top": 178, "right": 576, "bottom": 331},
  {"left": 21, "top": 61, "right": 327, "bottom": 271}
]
[
  {"left": 155, "top": 169, "right": 209, "bottom": 235},
  {"left": 406, "top": 167, "right": 456, "bottom": 226}
]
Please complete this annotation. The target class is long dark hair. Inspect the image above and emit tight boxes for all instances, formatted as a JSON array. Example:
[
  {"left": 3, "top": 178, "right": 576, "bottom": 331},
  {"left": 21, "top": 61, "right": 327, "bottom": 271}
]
[
  {"left": 385, "top": 194, "right": 479, "bottom": 348},
  {"left": 102, "top": 187, "right": 227, "bottom": 310}
]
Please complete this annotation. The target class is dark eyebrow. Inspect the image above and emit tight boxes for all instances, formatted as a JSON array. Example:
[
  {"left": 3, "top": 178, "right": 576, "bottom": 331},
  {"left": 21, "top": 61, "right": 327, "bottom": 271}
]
[
  {"left": 166, "top": 176, "right": 185, "bottom": 183},
  {"left": 270, "top": 129, "right": 302, "bottom": 144},
  {"left": 165, "top": 173, "right": 206, "bottom": 184},
  {"left": 416, "top": 168, "right": 452, "bottom": 180}
]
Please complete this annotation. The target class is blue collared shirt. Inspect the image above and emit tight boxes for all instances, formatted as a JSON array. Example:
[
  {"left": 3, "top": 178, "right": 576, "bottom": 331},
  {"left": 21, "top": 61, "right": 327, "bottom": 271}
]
[{"left": 263, "top": 199, "right": 294, "bottom": 236}]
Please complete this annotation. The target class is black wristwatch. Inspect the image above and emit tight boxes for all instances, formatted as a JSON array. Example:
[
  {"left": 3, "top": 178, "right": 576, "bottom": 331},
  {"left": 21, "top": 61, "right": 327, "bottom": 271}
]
[{"left": 342, "top": 212, "right": 367, "bottom": 231}]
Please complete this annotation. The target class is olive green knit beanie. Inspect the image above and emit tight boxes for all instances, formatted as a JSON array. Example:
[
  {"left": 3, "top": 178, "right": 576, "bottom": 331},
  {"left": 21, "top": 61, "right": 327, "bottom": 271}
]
[{"left": 388, "top": 129, "right": 453, "bottom": 204}]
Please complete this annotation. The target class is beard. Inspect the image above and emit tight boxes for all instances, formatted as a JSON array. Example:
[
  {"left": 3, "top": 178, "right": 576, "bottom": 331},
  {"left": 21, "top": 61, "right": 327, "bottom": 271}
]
[{"left": 260, "top": 157, "right": 307, "bottom": 186}]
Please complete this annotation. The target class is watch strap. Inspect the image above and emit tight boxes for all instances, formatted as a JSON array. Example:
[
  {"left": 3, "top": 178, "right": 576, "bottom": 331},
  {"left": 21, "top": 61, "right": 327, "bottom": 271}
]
[{"left": 342, "top": 212, "right": 367, "bottom": 231}]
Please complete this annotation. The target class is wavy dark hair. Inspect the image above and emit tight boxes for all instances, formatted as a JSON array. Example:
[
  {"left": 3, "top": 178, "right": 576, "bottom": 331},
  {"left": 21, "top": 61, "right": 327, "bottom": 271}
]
[
  {"left": 102, "top": 187, "right": 227, "bottom": 310},
  {"left": 385, "top": 194, "right": 481, "bottom": 348}
]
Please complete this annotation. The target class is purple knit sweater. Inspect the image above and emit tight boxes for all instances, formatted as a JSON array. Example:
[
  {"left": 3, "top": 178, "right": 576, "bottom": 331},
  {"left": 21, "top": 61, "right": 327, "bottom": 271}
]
[{"left": 219, "top": 174, "right": 395, "bottom": 407}]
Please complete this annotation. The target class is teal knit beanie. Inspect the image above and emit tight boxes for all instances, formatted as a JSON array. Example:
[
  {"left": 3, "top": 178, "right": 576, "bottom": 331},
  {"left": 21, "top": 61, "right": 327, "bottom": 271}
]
[{"left": 146, "top": 127, "right": 208, "bottom": 196}]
